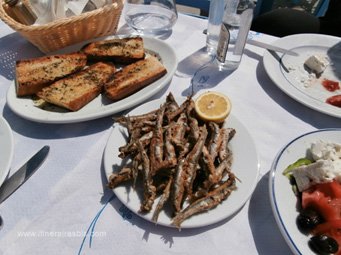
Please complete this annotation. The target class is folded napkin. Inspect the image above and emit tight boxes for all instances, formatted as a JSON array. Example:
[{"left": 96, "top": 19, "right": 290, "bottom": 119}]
[{"left": 30, "top": 0, "right": 111, "bottom": 25}]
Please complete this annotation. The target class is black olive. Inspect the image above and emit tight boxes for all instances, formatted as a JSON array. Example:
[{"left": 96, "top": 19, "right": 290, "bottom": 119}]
[
  {"left": 296, "top": 208, "right": 324, "bottom": 233},
  {"left": 309, "top": 235, "right": 339, "bottom": 255}
]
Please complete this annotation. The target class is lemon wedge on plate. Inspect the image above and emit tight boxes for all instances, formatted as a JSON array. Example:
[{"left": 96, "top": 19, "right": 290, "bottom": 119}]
[{"left": 194, "top": 91, "right": 232, "bottom": 123}]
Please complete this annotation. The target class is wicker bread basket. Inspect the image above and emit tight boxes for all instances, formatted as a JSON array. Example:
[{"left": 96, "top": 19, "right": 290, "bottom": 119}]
[{"left": 0, "top": 0, "right": 124, "bottom": 53}]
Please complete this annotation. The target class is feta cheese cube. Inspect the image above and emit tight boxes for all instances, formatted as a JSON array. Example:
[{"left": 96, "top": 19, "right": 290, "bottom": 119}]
[
  {"left": 311, "top": 141, "right": 341, "bottom": 161},
  {"left": 304, "top": 55, "right": 329, "bottom": 75},
  {"left": 291, "top": 141, "right": 341, "bottom": 192},
  {"left": 292, "top": 160, "right": 335, "bottom": 192}
]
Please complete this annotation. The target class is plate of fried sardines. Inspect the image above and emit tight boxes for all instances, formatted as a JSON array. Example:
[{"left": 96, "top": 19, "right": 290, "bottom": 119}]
[
  {"left": 6, "top": 36, "right": 177, "bottom": 124},
  {"left": 103, "top": 93, "right": 260, "bottom": 228}
]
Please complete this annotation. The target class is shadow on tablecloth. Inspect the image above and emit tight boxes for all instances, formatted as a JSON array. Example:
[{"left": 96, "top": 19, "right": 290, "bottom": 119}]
[
  {"left": 248, "top": 172, "right": 294, "bottom": 255},
  {"left": 0, "top": 32, "right": 42, "bottom": 81},
  {"left": 2, "top": 103, "right": 114, "bottom": 139},
  {"left": 177, "top": 47, "right": 236, "bottom": 96}
]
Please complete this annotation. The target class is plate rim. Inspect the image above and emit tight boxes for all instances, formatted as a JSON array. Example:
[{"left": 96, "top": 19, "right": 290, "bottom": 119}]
[
  {"left": 6, "top": 36, "right": 178, "bottom": 124},
  {"left": 269, "top": 128, "right": 341, "bottom": 255},
  {"left": 103, "top": 96, "right": 260, "bottom": 228},
  {"left": 262, "top": 33, "right": 341, "bottom": 119},
  {"left": 0, "top": 116, "right": 14, "bottom": 188}
]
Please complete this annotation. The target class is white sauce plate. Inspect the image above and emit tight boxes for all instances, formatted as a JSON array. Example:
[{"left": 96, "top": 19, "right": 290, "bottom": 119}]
[
  {"left": 263, "top": 34, "right": 341, "bottom": 118},
  {"left": 269, "top": 128, "right": 341, "bottom": 255},
  {"left": 103, "top": 97, "right": 260, "bottom": 228},
  {"left": 6, "top": 36, "right": 177, "bottom": 124}
]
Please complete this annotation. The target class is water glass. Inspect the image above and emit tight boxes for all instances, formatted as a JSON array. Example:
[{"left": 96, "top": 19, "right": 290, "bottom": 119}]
[
  {"left": 124, "top": 0, "right": 178, "bottom": 35},
  {"left": 216, "top": 0, "right": 255, "bottom": 70}
]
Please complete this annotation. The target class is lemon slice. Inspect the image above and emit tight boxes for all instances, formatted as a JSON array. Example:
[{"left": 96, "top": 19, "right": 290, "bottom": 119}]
[{"left": 194, "top": 91, "right": 231, "bottom": 123}]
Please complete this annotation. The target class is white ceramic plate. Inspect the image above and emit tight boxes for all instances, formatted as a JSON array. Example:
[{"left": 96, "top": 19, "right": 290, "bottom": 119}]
[
  {"left": 0, "top": 117, "right": 14, "bottom": 188},
  {"left": 263, "top": 34, "right": 341, "bottom": 118},
  {"left": 269, "top": 128, "right": 341, "bottom": 255},
  {"left": 6, "top": 36, "right": 177, "bottom": 124},
  {"left": 103, "top": 97, "right": 260, "bottom": 228}
]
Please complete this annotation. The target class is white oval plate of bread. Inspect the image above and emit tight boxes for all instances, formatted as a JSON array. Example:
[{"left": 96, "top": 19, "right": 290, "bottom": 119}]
[{"left": 6, "top": 36, "right": 177, "bottom": 124}]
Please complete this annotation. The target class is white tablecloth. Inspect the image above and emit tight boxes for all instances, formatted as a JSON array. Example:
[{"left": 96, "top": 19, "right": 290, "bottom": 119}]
[{"left": 0, "top": 12, "right": 339, "bottom": 255}]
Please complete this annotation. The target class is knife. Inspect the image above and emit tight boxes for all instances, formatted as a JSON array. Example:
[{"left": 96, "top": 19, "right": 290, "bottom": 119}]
[
  {"left": 247, "top": 39, "right": 299, "bottom": 56},
  {"left": 0, "top": 145, "right": 50, "bottom": 204},
  {"left": 202, "top": 29, "right": 298, "bottom": 56}
]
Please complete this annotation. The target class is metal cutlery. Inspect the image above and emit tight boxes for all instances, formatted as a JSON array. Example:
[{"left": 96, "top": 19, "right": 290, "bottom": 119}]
[
  {"left": 0, "top": 145, "right": 50, "bottom": 229},
  {"left": 246, "top": 39, "right": 298, "bottom": 56},
  {"left": 202, "top": 29, "right": 298, "bottom": 56}
]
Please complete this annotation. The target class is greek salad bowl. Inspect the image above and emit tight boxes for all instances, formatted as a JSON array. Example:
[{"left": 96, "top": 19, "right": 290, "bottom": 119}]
[{"left": 269, "top": 129, "right": 341, "bottom": 255}]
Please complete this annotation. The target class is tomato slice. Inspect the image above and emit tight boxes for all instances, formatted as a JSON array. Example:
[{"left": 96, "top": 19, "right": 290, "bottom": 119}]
[
  {"left": 302, "top": 192, "right": 341, "bottom": 221},
  {"left": 302, "top": 181, "right": 341, "bottom": 221},
  {"left": 301, "top": 181, "right": 341, "bottom": 254},
  {"left": 326, "top": 95, "right": 341, "bottom": 107},
  {"left": 316, "top": 181, "right": 341, "bottom": 199},
  {"left": 313, "top": 220, "right": 341, "bottom": 235},
  {"left": 322, "top": 79, "right": 340, "bottom": 92}
]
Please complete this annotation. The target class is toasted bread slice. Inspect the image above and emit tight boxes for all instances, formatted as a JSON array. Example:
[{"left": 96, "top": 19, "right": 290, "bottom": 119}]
[
  {"left": 16, "top": 52, "right": 87, "bottom": 97},
  {"left": 37, "top": 62, "right": 115, "bottom": 111},
  {"left": 82, "top": 37, "right": 145, "bottom": 64},
  {"left": 104, "top": 56, "right": 167, "bottom": 101}
]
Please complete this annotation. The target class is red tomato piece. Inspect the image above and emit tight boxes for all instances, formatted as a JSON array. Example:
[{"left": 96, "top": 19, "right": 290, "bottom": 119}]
[
  {"left": 326, "top": 95, "right": 341, "bottom": 107},
  {"left": 302, "top": 192, "right": 341, "bottom": 221},
  {"left": 302, "top": 188, "right": 324, "bottom": 209},
  {"left": 302, "top": 181, "right": 341, "bottom": 221},
  {"left": 313, "top": 220, "right": 341, "bottom": 235},
  {"left": 302, "top": 181, "right": 341, "bottom": 254},
  {"left": 322, "top": 79, "right": 340, "bottom": 92},
  {"left": 316, "top": 181, "right": 341, "bottom": 199}
]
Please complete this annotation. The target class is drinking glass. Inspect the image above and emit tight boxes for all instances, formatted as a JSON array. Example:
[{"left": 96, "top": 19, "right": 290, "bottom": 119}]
[{"left": 124, "top": 0, "right": 178, "bottom": 35}]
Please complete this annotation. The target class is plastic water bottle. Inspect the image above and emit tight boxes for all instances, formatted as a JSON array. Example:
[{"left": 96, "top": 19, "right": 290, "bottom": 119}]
[
  {"left": 216, "top": 0, "right": 255, "bottom": 69},
  {"left": 206, "top": 0, "right": 225, "bottom": 55}
]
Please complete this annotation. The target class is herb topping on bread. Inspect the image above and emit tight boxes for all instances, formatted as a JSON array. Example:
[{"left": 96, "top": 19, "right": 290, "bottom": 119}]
[
  {"left": 16, "top": 52, "right": 87, "bottom": 97},
  {"left": 37, "top": 62, "right": 115, "bottom": 111},
  {"left": 104, "top": 56, "right": 167, "bottom": 101},
  {"left": 82, "top": 37, "right": 145, "bottom": 64}
]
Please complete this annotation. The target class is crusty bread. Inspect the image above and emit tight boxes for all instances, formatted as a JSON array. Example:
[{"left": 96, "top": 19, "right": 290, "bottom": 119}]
[
  {"left": 16, "top": 52, "right": 87, "bottom": 97},
  {"left": 82, "top": 37, "right": 145, "bottom": 64},
  {"left": 104, "top": 56, "right": 167, "bottom": 101},
  {"left": 37, "top": 62, "right": 115, "bottom": 111}
]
